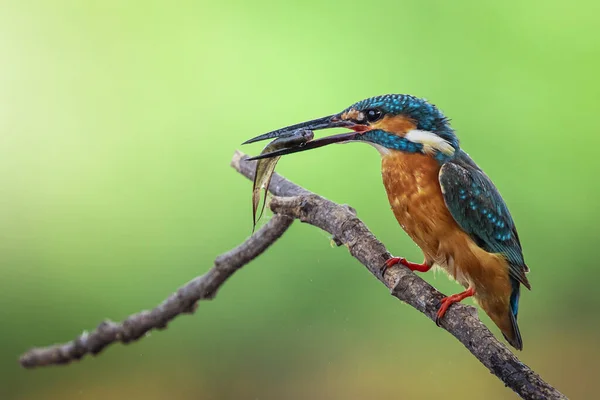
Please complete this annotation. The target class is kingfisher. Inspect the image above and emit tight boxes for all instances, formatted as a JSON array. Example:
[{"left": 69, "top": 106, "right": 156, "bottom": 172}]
[{"left": 243, "top": 94, "right": 531, "bottom": 350}]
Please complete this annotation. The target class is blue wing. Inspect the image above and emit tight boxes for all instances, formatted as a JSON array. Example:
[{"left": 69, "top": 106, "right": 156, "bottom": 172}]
[{"left": 438, "top": 150, "right": 531, "bottom": 290}]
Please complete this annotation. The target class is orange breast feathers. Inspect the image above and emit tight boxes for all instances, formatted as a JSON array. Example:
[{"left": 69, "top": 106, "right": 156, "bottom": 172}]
[
  {"left": 381, "top": 151, "right": 455, "bottom": 257},
  {"left": 380, "top": 151, "right": 513, "bottom": 334}
]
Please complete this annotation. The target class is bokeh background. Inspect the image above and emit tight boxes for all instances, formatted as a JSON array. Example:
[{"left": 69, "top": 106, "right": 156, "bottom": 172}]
[{"left": 2, "top": 1, "right": 599, "bottom": 399}]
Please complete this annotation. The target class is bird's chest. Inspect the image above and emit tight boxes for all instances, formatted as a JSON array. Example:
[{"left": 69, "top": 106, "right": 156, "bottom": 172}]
[{"left": 381, "top": 152, "right": 457, "bottom": 260}]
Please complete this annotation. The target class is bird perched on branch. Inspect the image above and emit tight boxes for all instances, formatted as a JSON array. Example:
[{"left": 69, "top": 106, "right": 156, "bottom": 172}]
[{"left": 243, "top": 94, "right": 531, "bottom": 350}]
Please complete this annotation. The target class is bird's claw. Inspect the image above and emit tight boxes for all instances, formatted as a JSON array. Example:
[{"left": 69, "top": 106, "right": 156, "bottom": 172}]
[
  {"left": 379, "top": 257, "right": 405, "bottom": 277},
  {"left": 435, "top": 296, "right": 452, "bottom": 326},
  {"left": 434, "top": 287, "right": 475, "bottom": 327},
  {"left": 435, "top": 310, "right": 445, "bottom": 327}
]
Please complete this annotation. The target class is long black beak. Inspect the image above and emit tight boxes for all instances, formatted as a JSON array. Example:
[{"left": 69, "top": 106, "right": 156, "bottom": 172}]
[{"left": 243, "top": 114, "right": 359, "bottom": 160}]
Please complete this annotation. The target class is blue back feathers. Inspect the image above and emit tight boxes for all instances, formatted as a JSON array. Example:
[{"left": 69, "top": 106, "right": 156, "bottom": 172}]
[{"left": 438, "top": 150, "right": 531, "bottom": 325}]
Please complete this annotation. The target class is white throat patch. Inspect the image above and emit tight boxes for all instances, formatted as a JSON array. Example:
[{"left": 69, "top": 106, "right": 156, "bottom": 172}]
[
  {"left": 404, "top": 129, "right": 455, "bottom": 156},
  {"left": 367, "top": 142, "right": 392, "bottom": 155}
]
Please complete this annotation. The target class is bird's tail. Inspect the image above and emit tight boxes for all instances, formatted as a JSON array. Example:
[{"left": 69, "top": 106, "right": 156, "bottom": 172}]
[
  {"left": 501, "top": 278, "right": 523, "bottom": 350},
  {"left": 480, "top": 277, "right": 523, "bottom": 351}
]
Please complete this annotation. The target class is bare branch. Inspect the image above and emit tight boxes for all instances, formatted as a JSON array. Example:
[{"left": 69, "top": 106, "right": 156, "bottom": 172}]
[
  {"left": 19, "top": 150, "right": 566, "bottom": 400},
  {"left": 19, "top": 214, "right": 294, "bottom": 368},
  {"left": 231, "top": 150, "right": 566, "bottom": 400}
]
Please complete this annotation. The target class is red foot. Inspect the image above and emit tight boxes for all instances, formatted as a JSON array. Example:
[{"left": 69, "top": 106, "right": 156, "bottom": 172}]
[
  {"left": 435, "top": 287, "right": 475, "bottom": 326},
  {"left": 380, "top": 257, "right": 432, "bottom": 276}
]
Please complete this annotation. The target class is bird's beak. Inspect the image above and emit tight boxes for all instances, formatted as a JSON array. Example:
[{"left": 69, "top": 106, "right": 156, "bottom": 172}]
[{"left": 243, "top": 114, "right": 360, "bottom": 160}]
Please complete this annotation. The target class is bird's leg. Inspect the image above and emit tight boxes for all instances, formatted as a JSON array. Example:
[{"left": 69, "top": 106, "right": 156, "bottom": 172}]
[
  {"left": 435, "top": 287, "right": 475, "bottom": 326},
  {"left": 380, "top": 257, "right": 432, "bottom": 276}
]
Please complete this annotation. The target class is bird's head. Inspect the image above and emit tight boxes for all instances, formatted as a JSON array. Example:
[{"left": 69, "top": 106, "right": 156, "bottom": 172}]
[{"left": 244, "top": 94, "right": 459, "bottom": 163}]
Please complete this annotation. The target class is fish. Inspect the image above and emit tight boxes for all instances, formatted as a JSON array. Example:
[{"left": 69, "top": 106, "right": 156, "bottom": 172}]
[{"left": 252, "top": 129, "right": 314, "bottom": 231}]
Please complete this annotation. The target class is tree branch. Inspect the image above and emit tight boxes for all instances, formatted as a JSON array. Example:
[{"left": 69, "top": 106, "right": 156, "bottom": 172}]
[
  {"left": 19, "top": 214, "right": 294, "bottom": 368},
  {"left": 18, "top": 150, "right": 566, "bottom": 400},
  {"left": 230, "top": 150, "right": 566, "bottom": 400}
]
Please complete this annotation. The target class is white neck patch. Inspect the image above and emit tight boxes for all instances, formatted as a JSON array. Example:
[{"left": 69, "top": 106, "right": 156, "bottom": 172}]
[{"left": 404, "top": 129, "right": 455, "bottom": 156}]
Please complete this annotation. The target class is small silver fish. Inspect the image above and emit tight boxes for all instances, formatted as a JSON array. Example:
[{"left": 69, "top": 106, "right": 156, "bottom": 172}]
[{"left": 252, "top": 129, "right": 314, "bottom": 231}]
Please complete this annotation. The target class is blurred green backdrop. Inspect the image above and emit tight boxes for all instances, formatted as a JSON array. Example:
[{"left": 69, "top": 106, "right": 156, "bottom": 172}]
[{"left": 2, "top": 1, "right": 599, "bottom": 399}]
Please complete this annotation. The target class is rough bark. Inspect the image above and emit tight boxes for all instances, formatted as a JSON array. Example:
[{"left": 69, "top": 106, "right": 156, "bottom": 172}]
[
  {"left": 18, "top": 150, "right": 567, "bottom": 400},
  {"left": 232, "top": 151, "right": 566, "bottom": 400},
  {"left": 19, "top": 214, "right": 293, "bottom": 368}
]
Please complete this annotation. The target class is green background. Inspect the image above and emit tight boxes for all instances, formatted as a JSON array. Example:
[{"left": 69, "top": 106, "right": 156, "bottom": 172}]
[{"left": 2, "top": 1, "right": 599, "bottom": 399}]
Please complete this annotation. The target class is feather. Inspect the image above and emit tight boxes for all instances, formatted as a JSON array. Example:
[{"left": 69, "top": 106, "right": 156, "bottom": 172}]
[{"left": 438, "top": 150, "right": 531, "bottom": 290}]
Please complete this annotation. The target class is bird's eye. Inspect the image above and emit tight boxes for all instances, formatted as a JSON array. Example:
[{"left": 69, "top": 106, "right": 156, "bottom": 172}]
[{"left": 365, "top": 109, "right": 383, "bottom": 123}]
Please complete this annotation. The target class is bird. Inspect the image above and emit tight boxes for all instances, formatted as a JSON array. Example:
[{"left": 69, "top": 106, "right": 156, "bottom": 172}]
[{"left": 243, "top": 94, "right": 531, "bottom": 350}]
